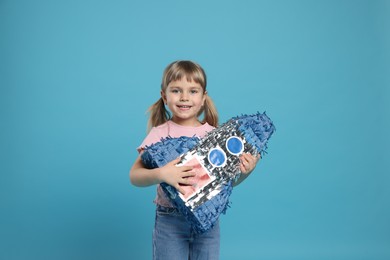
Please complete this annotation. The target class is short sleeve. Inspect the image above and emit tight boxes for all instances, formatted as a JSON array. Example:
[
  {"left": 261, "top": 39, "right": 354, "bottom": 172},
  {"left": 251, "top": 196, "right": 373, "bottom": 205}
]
[{"left": 136, "top": 124, "right": 168, "bottom": 153}]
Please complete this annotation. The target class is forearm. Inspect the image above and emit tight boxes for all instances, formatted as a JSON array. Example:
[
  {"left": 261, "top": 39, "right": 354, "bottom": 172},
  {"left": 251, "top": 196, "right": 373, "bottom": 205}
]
[
  {"left": 129, "top": 156, "right": 163, "bottom": 187},
  {"left": 233, "top": 153, "right": 260, "bottom": 187},
  {"left": 233, "top": 171, "right": 252, "bottom": 187}
]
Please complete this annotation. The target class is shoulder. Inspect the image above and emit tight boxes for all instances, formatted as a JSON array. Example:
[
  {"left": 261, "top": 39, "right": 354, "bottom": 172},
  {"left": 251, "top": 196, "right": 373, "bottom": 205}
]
[
  {"left": 202, "top": 122, "right": 215, "bottom": 132},
  {"left": 147, "top": 122, "right": 170, "bottom": 141},
  {"left": 137, "top": 122, "right": 170, "bottom": 152},
  {"left": 154, "top": 122, "right": 170, "bottom": 131}
]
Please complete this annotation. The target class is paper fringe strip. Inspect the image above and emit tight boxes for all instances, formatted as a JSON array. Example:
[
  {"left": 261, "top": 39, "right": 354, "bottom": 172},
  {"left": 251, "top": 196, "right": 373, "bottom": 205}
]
[{"left": 141, "top": 112, "right": 276, "bottom": 233}]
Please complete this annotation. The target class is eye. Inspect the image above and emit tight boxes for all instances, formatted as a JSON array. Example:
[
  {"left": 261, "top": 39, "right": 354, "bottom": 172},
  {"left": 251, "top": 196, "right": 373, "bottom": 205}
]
[
  {"left": 171, "top": 89, "right": 180, "bottom": 93},
  {"left": 190, "top": 89, "right": 199, "bottom": 94}
]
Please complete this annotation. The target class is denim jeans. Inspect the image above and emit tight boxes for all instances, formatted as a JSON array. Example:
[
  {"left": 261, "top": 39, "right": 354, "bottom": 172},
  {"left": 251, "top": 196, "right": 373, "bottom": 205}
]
[{"left": 153, "top": 205, "right": 220, "bottom": 260}]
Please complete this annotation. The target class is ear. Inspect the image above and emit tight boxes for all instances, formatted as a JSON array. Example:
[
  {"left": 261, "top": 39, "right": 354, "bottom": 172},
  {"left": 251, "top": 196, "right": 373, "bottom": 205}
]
[
  {"left": 161, "top": 90, "right": 167, "bottom": 104},
  {"left": 202, "top": 91, "right": 207, "bottom": 106}
]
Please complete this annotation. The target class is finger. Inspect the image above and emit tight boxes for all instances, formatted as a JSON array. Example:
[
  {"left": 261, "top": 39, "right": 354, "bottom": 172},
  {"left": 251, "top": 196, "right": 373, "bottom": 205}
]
[
  {"left": 239, "top": 163, "right": 247, "bottom": 173},
  {"left": 176, "top": 185, "right": 186, "bottom": 195},
  {"left": 182, "top": 171, "right": 196, "bottom": 178},
  {"left": 180, "top": 178, "right": 195, "bottom": 186},
  {"left": 252, "top": 154, "right": 261, "bottom": 164},
  {"left": 171, "top": 157, "right": 182, "bottom": 165},
  {"left": 245, "top": 153, "right": 256, "bottom": 162},
  {"left": 181, "top": 166, "right": 194, "bottom": 172},
  {"left": 246, "top": 153, "right": 258, "bottom": 165},
  {"left": 240, "top": 155, "right": 249, "bottom": 165},
  {"left": 248, "top": 157, "right": 256, "bottom": 166},
  {"left": 239, "top": 162, "right": 247, "bottom": 173},
  {"left": 175, "top": 165, "right": 194, "bottom": 173}
]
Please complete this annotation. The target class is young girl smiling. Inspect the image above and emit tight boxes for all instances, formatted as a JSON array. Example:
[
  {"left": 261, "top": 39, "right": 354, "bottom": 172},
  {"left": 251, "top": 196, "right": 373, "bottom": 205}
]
[{"left": 130, "top": 60, "right": 259, "bottom": 259}]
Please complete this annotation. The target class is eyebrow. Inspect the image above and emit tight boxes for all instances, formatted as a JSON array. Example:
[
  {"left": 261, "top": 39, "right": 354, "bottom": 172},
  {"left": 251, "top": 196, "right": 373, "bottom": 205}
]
[{"left": 168, "top": 86, "right": 202, "bottom": 90}]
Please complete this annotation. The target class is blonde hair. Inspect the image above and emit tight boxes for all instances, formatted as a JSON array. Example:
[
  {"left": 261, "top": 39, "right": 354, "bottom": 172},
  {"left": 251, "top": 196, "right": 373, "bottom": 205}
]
[{"left": 147, "top": 60, "right": 219, "bottom": 130}]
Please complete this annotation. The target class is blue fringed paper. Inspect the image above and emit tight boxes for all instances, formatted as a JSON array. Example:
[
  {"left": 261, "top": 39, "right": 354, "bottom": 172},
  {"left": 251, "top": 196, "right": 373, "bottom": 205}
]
[{"left": 141, "top": 112, "right": 275, "bottom": 234}]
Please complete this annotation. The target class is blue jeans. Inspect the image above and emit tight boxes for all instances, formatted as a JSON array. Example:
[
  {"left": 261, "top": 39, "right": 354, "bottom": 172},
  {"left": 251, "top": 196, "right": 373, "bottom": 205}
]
[{"left": 153, "top": 205, "right": 220, "bottom": 260}]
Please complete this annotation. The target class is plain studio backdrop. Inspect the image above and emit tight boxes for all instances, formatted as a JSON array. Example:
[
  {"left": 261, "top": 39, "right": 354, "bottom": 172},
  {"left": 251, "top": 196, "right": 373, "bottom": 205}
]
[{"left": 1, "top": 0, "right": 389, "bottom": 259}]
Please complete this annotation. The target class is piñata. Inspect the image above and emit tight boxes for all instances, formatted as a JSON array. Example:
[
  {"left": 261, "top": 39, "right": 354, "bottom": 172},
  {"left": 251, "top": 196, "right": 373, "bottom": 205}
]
[{"left": 141, "top": 112, "right": 276, "bottom": 233}]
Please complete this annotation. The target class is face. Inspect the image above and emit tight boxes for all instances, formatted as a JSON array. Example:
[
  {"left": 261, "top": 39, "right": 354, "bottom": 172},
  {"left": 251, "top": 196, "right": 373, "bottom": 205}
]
[{"left": 161, "top": 78, "right": 206, "bottom": 126}]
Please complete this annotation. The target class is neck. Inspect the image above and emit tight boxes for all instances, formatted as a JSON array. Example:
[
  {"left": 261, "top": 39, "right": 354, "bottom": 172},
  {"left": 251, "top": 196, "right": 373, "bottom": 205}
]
[{"left": 171, "top": 117, "right": 202, "bottom": 127}]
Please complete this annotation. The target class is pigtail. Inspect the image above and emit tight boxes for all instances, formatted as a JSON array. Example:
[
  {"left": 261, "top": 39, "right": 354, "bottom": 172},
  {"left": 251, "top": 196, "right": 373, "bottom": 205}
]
[
  {"left": 147, "top": 98, "right": 171, "bottom": 131},
  {"left": 201, "top": 95, "right": 219, "bottom": 127}
]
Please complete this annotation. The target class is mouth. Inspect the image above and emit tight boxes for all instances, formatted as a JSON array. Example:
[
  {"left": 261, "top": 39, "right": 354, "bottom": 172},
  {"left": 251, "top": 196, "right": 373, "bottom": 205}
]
[{"left": 177, "top": 105, "right": 192, "bottom": 110}]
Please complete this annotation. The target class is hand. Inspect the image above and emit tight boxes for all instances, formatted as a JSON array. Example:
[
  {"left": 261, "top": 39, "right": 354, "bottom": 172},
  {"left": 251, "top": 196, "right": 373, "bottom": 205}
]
[
  {"left": 159, "top": 157, "right": 196, "bottom": 194},
  {"left": 239, "top": 153, "right": 261, "bottom": 174}
]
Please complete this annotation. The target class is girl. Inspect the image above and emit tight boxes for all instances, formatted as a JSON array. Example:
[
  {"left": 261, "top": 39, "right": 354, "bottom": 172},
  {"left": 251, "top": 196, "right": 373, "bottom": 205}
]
[{"left": 130, "top": 60, "right": 260, "bottom": 260}]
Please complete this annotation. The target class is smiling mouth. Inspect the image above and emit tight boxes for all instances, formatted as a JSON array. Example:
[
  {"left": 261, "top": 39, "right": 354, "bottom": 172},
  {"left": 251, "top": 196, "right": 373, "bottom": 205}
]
[{"left": 177, "top": 105, "right": 192, "bottom": 109}]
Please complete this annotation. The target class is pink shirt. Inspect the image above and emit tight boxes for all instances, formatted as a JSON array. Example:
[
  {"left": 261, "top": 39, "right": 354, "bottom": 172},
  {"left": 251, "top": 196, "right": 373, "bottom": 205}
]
[{"left": 138, "top": 120, "right": 214, "bottom": 207}]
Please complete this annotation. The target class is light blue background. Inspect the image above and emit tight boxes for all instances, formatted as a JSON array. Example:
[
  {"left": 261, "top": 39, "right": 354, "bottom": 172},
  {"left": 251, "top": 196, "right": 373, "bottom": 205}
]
[{"left": 1, "top": 0, "right": 389, "bottom": 259}]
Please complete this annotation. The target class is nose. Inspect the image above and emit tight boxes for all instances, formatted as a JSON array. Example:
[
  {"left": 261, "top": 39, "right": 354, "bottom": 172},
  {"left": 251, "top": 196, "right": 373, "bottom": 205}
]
[{"left": 180, "top": 91, "right": 189, "bottom": 101}]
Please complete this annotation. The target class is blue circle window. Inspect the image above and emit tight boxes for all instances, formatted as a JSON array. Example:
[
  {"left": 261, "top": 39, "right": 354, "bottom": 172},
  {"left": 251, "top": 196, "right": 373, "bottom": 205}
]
[
  {"left": 208, "top": 148, "right": 227, "bottom": 167},
  {"left": 226, "top": 136, "right": 244, "bottom": 155}
]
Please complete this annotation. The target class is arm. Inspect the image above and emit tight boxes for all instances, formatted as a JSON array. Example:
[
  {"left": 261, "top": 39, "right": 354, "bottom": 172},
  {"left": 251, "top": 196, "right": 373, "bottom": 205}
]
[
  {"left": 233, "top": 153, "right": 261, "bottom": 187},
  {"left": 129, "top": 155, "right": 196, "bottom": 194}
]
